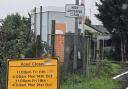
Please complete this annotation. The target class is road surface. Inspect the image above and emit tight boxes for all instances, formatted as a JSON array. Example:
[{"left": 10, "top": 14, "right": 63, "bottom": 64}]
[{"left": 113, "top": 72, "right": 128, "bottom": 89}]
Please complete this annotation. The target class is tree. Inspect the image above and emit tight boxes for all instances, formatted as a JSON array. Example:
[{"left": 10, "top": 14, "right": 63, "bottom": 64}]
[
  {"left": 0, "top": 13, "right": 36, "bottom": 60},
  {"left": 96, "top": 0, "right": 128, "bottom": 61},
  {"left": 0, "top": 13, "right": 49, "bottom": 89}
]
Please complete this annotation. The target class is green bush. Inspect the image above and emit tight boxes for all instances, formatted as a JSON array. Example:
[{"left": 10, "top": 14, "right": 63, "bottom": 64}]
[
  {"left": 60, "top": 65, "right": 85, "bottom": 84},
  {"left": 99, "top": 60, "right": 121, "bottom": 77}
]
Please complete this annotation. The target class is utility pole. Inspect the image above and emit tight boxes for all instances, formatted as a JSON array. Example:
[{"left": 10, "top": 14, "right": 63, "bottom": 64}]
[
  {"left": 34, "top": 7, "right": 37, "bottom": 57},
  {"left": 34, "top": 7, "right": 37, "bottom": 42},
  {"left": 40, "top": 6, "right": 43, "bottom": 41},
  {"left": 73, "top": 0, "right": 79, "bottom": 71}
]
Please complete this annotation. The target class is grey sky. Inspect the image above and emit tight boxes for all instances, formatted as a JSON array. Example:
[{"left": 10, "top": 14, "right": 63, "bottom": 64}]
[{"left": 0, "top": 0, "right": 101, "bottom": 25}]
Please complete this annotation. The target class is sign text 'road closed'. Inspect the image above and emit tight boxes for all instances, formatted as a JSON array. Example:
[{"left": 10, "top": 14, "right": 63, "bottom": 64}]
[{"left": 7, "top": 58, "right": 59, "bottom": 89}]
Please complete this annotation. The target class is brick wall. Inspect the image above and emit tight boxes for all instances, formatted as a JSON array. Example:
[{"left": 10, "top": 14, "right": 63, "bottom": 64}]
[{"left": 55, "top": 23, "right": 66, "bottom": 62}]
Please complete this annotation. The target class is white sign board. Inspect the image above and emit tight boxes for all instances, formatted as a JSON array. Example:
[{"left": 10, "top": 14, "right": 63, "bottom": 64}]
[{"left": 65, "top": 4, "right": 85, "bottom": 17}]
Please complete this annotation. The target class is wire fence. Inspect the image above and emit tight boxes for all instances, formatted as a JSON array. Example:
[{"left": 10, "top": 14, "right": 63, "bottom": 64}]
[{"left": 0, "top": 33, "right": 125, "bottom": 89}]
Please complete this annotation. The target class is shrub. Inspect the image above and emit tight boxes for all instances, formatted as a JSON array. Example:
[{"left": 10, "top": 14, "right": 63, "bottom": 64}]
[{"left": 99, "top": 60, "right": 121, "bottom": 77}]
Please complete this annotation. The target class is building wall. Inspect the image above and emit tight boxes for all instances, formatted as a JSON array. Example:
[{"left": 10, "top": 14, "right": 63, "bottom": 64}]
[
  {"left": 31, "top": 10, "right": 75, "bottom": 62},
  {"left": 31, "top": 11, "right": 75, "bottom": 43},
  {"left": 42, "top": 12, "right": 48, "bottom": 42}
]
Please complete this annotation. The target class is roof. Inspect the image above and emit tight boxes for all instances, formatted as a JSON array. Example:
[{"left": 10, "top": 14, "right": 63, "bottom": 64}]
[
  {"left": 42, "top": 6, "right": 65, "bottom": 12},
  {"left": 30, "top": 6, "right": 65, "bottom": 14},
  {"left": 92, "top": 25, "right": 109, "bottom": 34},
  {"left": 79, "top": 24, "right": 99, "bottom": 33}
]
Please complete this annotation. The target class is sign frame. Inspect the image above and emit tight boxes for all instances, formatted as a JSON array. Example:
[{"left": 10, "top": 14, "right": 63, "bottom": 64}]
[
  {"left": 6, "top": 57, "right": 60, "bottom": 89},
  {"left": 65, "top": 4, "right": 85, "bottom": 18}
]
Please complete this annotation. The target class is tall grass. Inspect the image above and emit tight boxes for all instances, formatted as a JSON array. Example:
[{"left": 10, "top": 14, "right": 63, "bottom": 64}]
[
  {"left": 60, "top": 61, "right": 121, "bottom": 89},
  {"left": 61, "top": 77, "right": 120, "bottom": 89}
]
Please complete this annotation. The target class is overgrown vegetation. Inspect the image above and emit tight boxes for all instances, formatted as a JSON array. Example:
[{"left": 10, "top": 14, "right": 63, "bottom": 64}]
[
  {"left": 0, "top": 13, "right": 35, "bottom": 59},
  {"left": 0, "top": 13, "right": 48, "bottom": 89},
  {"left": 96, "top": 60, "right": 121, "bottom": 77},
  {"left": 60, "top": 60, "right": 121, "bottom": 89},
  {"left": 96, "top": 0, "right": 128, "bottom": 61},
  {"left": 61, "top": 77, "right": 120, "bottom": 89}
]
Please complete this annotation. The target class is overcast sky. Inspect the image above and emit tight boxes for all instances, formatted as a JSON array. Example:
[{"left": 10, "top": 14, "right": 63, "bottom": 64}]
[{"left": 0, "top": 0, "right": 101, "bottom": 25}]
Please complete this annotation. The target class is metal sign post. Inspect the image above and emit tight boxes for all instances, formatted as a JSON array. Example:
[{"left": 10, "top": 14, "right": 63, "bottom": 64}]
[
  {"left": 74, "top": 0, "right": 79, "bottom": 71},
  {"left": 65, "top": 0, "right": 85, "bottom": 71}
]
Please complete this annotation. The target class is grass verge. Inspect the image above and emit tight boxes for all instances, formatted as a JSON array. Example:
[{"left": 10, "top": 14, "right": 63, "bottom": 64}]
[
  {"left": 60, "top": 61, "right": 121, "bottom": 89},
  {"left": 60, "top": 75, "right": 120, "bottom": 89}
]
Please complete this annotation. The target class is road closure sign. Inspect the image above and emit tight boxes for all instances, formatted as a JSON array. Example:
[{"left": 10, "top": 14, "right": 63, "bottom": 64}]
[
  {"left": 7, "top": 58, "right": 59, "bottom": 89},
  {"left": 65, "top": 4, "right": 85, "bottom": 17}
]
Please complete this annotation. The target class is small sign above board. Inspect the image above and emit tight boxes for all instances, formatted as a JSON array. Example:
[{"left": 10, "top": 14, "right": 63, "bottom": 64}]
[
  {"left": 65, "top": 4, "right": 85, "bottom": 18},
  {"left": 7, "top": 58, "right": 59, "bottom": 89}
]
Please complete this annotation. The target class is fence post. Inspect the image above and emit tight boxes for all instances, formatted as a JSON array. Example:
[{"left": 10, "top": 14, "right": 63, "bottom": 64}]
[
  {"left": 96, "top": 38, "right": 100, "bottom": 75},
  {"left": 0, "top": 61, "right": 2, "bottom": 89},
  {"left": 64, "top": 33, "right": 74, "bottom": 72},
  {"left": 83, "top": 36, "right": 86, "bottom": 74},
  {"left": 51, "top": 20, "right": 56, "bottom": 57}
]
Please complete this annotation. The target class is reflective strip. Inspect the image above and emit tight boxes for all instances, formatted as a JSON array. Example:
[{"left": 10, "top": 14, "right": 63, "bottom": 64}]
[{"left": 113, "top": 71, "right": 128, "bottom": 79}]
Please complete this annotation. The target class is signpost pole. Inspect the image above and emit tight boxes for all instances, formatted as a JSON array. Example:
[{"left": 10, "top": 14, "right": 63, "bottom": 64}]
[
  {"left": 73, "top": 0, "right": 79, "bottom": 71},
  {"left": 65, "top": 1, "right": 85, "bottom": 72}
]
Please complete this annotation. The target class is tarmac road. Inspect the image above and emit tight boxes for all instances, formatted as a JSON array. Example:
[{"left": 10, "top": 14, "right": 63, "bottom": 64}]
[{"left": 113, "top": 71, "right": 128, "bottom": 89}]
